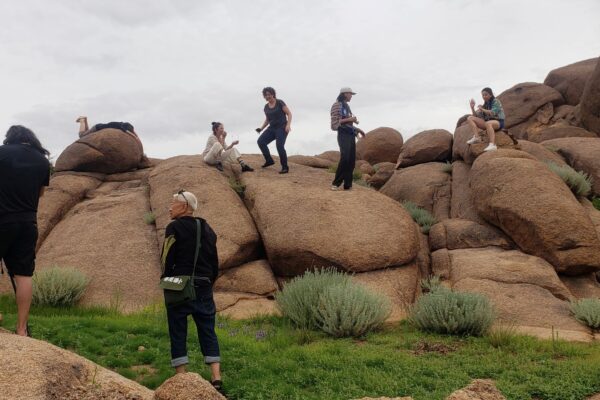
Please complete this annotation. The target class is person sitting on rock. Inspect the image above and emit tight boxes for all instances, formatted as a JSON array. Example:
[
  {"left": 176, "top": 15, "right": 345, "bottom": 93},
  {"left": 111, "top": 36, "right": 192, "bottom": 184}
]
[
  {"left": 161, "top": 190, "right": 223, "bottom": 392},
  {"left": 466, "top": 87, "right": 506, "bottom": 152},
  {"left": 76, "top": 116, "right": 141, "bottom": 143},
  {"left": 202, "top": 122, "right": 253, "bottom": 172}
]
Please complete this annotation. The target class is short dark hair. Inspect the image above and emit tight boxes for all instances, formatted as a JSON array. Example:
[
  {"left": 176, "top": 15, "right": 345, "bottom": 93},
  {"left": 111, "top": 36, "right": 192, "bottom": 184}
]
[
  {"left": 4, "top": 125, "right": 50, "bottom": 156},
  {"left": 211, "top": 122, "right": 222, "bottom": 135},
  {"left": 262, "top": 87, "right": 276, "bottom": 98}
]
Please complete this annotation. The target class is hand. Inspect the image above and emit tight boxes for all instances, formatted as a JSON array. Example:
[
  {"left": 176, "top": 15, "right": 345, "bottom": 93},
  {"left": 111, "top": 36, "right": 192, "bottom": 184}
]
[
  {"left": 231, "top": 140, "right": 239, "bottom": 146},
  {"left": 285, "top": 125, "right": 291, "bottom": 133},
  {"left": 477, "top": 105, "right": 484, "bottom": 111},
  {"left": 469, "top": 99, "right": 475, "bottom": 109},
  {"left": 255, "top": 128, "right": 262, "bottom": 133},
  {"left": 351, "top": 116, "right": 358, "bottom": 123}
]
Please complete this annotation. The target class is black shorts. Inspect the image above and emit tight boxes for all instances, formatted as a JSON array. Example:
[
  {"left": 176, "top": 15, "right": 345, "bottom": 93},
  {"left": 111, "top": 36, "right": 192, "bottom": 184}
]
[{"left": 0, "top": 221, "right": 38, "bottom": 277}]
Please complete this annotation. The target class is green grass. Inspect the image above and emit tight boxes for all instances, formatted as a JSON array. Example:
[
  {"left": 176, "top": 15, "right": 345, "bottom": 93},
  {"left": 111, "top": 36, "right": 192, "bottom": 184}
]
[
  {"left": 143, "top": 212, "right": 156, "bottom": 225},
  {"left": 228, "top": 177, "right": 246, "bottom": 198},
  {"left": 327, "top": 163, "right": 363, "bottom": 181},
  {"left": 545, "top": 162, "right": 593, "bottom": 197},
  {"left": 1, "top": 295, "right": 600, "bottom": 399},
  {"left": 593, "top": 197, "right": 600, "bottom": 211},
  {"left": 402, "top": 201, "right": 437, "bottom": 234}
]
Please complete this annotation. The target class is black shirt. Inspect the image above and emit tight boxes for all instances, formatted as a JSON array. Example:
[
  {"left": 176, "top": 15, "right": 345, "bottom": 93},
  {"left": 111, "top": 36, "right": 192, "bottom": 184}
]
[
  {"left": 161, "top": 216, "right": 219, "bottom": 282},
  {"left": 264, "top": 99, "right": 288, "bottom": 129},
  {"left": 0, "top": 144, "right": 50, "bottom": 224}
]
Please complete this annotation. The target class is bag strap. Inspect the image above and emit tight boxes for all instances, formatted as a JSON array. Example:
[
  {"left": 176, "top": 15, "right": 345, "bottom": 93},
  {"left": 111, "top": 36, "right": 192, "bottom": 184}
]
[{"left": 191, "top": 219, "right": 202, "bottom": 279}]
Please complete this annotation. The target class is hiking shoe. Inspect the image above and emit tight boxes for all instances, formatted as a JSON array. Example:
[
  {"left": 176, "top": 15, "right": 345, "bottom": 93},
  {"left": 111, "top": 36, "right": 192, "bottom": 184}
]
[
  {"left": 216, "top": 162, "right": 224, "bottom": 172},
  {"left": 261, "top": 160, "right": 275, "bottom": 168},
  {"left": 279, "top": 167, "right": 289, "bottom": 174},
  {"left": 331, "top": 185, "right": 340, "bottom": 191},
  {"left": 483, "top": 143, "right": 497, "bottom": 152},
  {"left": 466, "top": 136, "right": 481, "bottom": 145},
  {"left": 241, "top": 163, "right": 254, "bottom": 172},
  {"left": 211, "top": 380, "right": 223, "bottom": 393}
]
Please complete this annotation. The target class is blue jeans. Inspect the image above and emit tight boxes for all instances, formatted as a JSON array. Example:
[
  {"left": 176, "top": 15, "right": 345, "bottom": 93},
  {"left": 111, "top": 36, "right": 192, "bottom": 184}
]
[
  {"left": 257, "top": 127, "right": 288, "bottom": 168},
  {"left": 165, "top": 286, "right": 220, "bottom": 367}
]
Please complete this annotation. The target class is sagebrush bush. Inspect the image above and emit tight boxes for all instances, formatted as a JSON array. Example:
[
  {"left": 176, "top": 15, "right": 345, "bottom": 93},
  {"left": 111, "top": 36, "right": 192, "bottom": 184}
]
[
  {"left": 420, "top": 275, "right": 442, "bottom": 293},
  {"left": 276, "top": 268, "right": 351, "bottom": 330},
  {"left": 570, "top": 298, "right": 600, "bottom": 329},
  {"left": 441, "top": 162, "right": 453, "bottom": 174},
  {"left": 313, "top": 282, "right": 391, "bottom": 337},
  {"left": 402, "top": 201, "right": 437, "bottom": 233},
  {"left": 409, "top": 286, "right": 495, "bottom": 336},
  {"left": 545, "top": 162, "right": 593, "bottom": 197},
  {"left": 32, "top": 267, "right": 89, "bottom": 306},
  {"left": 143, "top": 212, "right": 156, "bottom": 225}
]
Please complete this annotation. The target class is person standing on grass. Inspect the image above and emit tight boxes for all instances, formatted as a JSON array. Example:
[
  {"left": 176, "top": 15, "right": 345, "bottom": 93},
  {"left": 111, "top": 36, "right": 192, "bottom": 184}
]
[
  {"left": 466, "top": 87, "right": 506, "bottom": 152},
  {"left": 256, "top": 87, "right": 292, "bottom": 174},
  {"left": 330, "top": 87, "right": 365, "bottom": 191},
  {"left": 0, "top": 125, "right": 50, "bottom": 337},
  {"left": 160, "top": 190, "right": 223, "bottom": 392}
]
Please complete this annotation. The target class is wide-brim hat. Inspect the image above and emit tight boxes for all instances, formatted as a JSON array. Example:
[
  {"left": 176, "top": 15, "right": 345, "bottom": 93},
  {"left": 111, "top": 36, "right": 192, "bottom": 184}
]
[{"left": 339, "top": 87, "right": 356, "bottom": 95}]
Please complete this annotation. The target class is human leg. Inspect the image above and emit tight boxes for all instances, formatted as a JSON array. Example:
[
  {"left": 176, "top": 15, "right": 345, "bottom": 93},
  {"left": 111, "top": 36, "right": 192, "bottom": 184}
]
[
  {"left": 275, "top": 128, "right": 288, "bottom": 171},
  {"left": 191, "top": 294, "right": 221, "bottom": 380},
  {"left": 466, "top": 116, "right": 486, "bottom": 144},
  {"left": 14, "top": 276, "right": 32, "bottom": 336},
  {"left": 485, "top": 120, "right": 500, "bottom": 144},
  {"left": 333, "top": 132, "right": 354, "bottom": 189},
  {"left": 166, "top": 303, "right": 191, "bottom": 371},
  {"left": 204, "top": 142, "right": 224, "bottom": 165},
  {"left": 76, "top": 116, "right": 89, "bottom": 136},
  {"left": 345, "top": 136, "right": 356, "bottom": 189},
  {"left": 257, "top": 129, "right": 276, "bottom": 166}
]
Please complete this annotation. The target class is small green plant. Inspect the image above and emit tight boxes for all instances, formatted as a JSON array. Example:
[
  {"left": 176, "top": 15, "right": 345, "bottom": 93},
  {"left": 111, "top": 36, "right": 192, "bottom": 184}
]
[
  {"left": 409, "top": 285, "right": 495, "bottom": 336},
  {"left": 229, "top": 177, "right": 246, "bottom": 198},
  {"left": 545, "top": 162, "right": 593, "bottom": 197},
  {"left": 570, "top": 298, "right": 600, "bottom": 330},
  {"left": 441, "top": 162, "right": 452, "bottom": 174},
  {"left": 592, "top": 197, "right": 600, "bottom": 211},
  {"left": 402, "top": 201, "right": 437, "bottom": 233},
  {"left": 143, "top": 212, "right": 156, "bottom": 225},
  {"left": 327, "top": 163, "right": 363, "bottom": 181},
  {"left": 486, "top": 322, "right": 518, "bottom": 348},
  {"left": 32, "top": 267, "right": 89, "bottom": 307},
  {"left": 420, "top": 275, "right": 442, "bottom": 293}
]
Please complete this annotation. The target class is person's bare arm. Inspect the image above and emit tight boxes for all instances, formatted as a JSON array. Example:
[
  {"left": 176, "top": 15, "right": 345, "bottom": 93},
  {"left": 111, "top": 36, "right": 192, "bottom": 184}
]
[
  {"left": 283, "top": 105, "right": 292, "bottom": 133},
  {"left": 256, "top": 119, "right": 268, "bottom": 133}
]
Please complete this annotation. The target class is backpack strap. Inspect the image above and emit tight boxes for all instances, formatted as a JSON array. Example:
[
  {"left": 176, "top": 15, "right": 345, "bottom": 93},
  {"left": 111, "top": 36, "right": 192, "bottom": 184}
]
[{"left": 191, "top": 219, "right": 202, "bottom": 280}]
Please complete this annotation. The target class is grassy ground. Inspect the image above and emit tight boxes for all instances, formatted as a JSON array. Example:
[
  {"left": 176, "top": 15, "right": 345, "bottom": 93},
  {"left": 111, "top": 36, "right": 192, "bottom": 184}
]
[{"left": 1, "top": 295, "right": 599, "bottom": 400}]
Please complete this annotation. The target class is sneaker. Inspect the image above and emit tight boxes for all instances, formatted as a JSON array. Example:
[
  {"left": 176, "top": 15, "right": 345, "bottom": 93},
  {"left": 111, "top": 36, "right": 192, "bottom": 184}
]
[
  {"left": 216, "top": 162, "right": 224, "bottom": 172},
  {"left": 483, "top": 143, "right": 497, "bottom": 152},
  {"left": 331, "top": 185, "right": 339, "bottom": 191},
  {"left": 278, "top": 167, "right": 289, "bottom": 174},
  {"left": 261, "top": 160, "right": 275, "bottom": 168},
  {"left": 343, "top": 186, "right": 352, "bottom": 191},
  {"left": 241, "top": 163, "right": 254, "bottom": 172},
  {"left": 466, "top": 136, "right": 481, "bottom": 145}
]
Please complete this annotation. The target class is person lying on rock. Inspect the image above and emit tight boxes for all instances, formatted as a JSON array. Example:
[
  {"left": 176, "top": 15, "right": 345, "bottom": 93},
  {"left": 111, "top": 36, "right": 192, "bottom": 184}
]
[
  {"left": 330, "top": 87, "right": 365, "bottom": 191},
  {"left": 256, "top": 86, "right": 292, "bottom": 174},
  {"left": 202, "top": 122, "right": 254, "bottom": 172},
  {"left": 76, "top": 116, "right": 142, "bottom": 143},
  {"left": 160, "top": 190, "right": 223, "bottom": 392},
  {"left": 466, "top": 87, "right": 506, "bottom": 152}
]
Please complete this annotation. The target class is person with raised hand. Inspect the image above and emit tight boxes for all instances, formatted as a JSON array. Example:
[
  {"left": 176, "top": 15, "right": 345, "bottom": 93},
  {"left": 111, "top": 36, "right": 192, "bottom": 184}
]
[
  {"left": 466, "top": 87, "right": 506, "bottom": 152},
  {"left": 203, "top": 122, "right": 253, "bottom": 172},
  {"left": 256, "top": 87, "right": 292, "bottom": 174}
]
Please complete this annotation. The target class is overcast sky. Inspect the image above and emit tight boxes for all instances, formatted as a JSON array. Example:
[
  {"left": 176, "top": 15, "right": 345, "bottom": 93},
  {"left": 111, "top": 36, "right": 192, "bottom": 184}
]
[{"left": 1, "top": 0, "right": 599, "bottom": 160}]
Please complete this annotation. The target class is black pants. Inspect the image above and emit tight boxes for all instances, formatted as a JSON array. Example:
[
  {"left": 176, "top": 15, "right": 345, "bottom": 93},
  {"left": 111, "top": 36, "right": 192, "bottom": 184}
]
[
  {"left": 257, "top": 127, "right": 288, "bottom": 169},
  {"left": 332, "top": 131, "right": 356, "bottom": 189},
  {"left": 0, "top": 221, "right": 38, "bottom": 277},
  {"left": 166, "top": 286, "right": 220, "bottom": 367}
]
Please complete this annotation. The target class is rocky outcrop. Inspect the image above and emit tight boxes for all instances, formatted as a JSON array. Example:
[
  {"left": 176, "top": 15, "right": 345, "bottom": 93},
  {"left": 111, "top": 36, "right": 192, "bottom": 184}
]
[
  {"left": 449, "top": 161, "right": 483, "bottom": 224},
  {"left": 544, "top": 58, "right": 598, "bottom": 105},
  {"left": 367, "top": 162, "right": 396, "bottom": 189},
  {"left": 55, "top": 129, "right": 145, "bottom": 174},
  {"left": 515, "top": 140, "right": 566, "bottom": 165},
  {"left": 580, "top": 58, "right": 600, "bottom": 135},
  {"left": 542, "top": 137, "right": 600, "bottom": 196},
  {"left": 0, "top": 331, "right": 153, "bottom": 400},
  {"left": 288, "top": 155, "right": 334, "bottom": 169},
  {"left": 470, "top": 150, "right": 600, "bottom": 275},
  {"left": 429, "top": 219, "right": 514, "bottom": 251},
  {"left": 445, "top": 379, "right": 506, "bottom": 400},
  {"left": 452, "top": 124, "right": 518, "bottom": 164},
  {"left": 214, "top": 259, "right": 278, "bottom": 295},
  {"left": 148, "top": 155, "right": 261, "bottom": 269},
  {"left": 396, "top": 129, "right": 452, "bottom": 167},
  {"left": 526, "top": 126, "right": 597, "bottom": 143},
  {"left": 356, "top": 127, "right": 404, "bottom": 164},
  {"left": 498, "top": 83, "right": 564, "bottom": 128},
  {"left": 380, "top": 162, "right": 451, "bottom": 221},
  {"left": 154, "top": 372, "right": 225, "bottom": 400}
]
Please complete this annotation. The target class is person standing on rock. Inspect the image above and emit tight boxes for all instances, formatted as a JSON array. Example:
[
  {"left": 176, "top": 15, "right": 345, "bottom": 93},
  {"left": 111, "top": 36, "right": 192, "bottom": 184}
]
[
  {"left": 330, "top": 87, "right": 366, "bottom": 191},
  {"left": 466, "top": 87, "right": 506, "bottom": 152},
  {"left": 203, "top": 122, "right": 254, "bottom": 172},
  {"left": 160, "top": 190, "right": 223, "bottom": 391},
  {"left": 0, "top": 126, "right": 50, "bottom": 336},
  {"left": 256, "top": 87, "right": 292, "bottom": 174}
]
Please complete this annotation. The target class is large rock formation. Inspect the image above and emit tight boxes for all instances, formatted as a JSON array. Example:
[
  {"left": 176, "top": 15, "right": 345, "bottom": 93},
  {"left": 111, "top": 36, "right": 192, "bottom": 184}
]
[
  {"left": 356, "top": 127, "right": 404, "bottom": 164},
  {"left": 470, "top": 150, "right": 600, "bottom": 275},
  {"left": 396, "top": 129, "right": 452, "bottom": 167},
  {"left": 526, "top": 126, "right": 597, "bottom": 143},
  {"left": 429, "top": 219, "right": 514, "bottom": 251},
  {"left": 55, "top": 129, "right": 145, "bottom": 174},
  {"left": 367, "top": 162, "right": 396, "bottom": 189},
  {"left": 498, "top": 83, "right": 564, "bottom": 128},
  {"left": 544, "top": 58, "right": 598, "bottom": 105},
  {"left": 580, "top": 58, "right": 600, "bottom": 135}
]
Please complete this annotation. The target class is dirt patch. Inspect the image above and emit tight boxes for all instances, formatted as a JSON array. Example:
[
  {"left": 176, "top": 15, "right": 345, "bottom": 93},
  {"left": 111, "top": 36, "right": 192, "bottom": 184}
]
[{"left": 411, "top": 340, "right": 457, "bottom": 356}]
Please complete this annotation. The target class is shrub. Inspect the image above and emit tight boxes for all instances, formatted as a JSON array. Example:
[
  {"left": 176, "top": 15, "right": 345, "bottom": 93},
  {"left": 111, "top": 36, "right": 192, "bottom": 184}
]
[
  {"left": 276, "top": 268, "right": 351, "bottom": 330},
  {"left": 143, "top": 212, "right": 156, "bottom": 225},
  {"left": 313, "top": 282, "right": 391, "bottom": 338},
  {"left": 32, "top": 267, "right": 89, "bottom": 307},
  {"left": 229, "top": 177, "right": 246, "bottom": 198},
  {"left": 441, "top": 162, "right": 452, "bottom": 174},
  {"left": 570, "top": 298, "right": 600, "bottom": 330},
  {"left": 593, "top": 197, "right": 600, "bottom": 211},
  {"left": 402, "top": 201, "right": 437, "bottom": 234},
  {"left": 409, "top": 286, "right": 495, "bottom": 336},
  {"left": 545, "top": 162, "right": 592, "bottom": 197},
  {"left": 486, "top": 322, "right": 518, "bottom": 348},
  {"left": 420, "top": 275, "right": 442, "bottom": 293}
]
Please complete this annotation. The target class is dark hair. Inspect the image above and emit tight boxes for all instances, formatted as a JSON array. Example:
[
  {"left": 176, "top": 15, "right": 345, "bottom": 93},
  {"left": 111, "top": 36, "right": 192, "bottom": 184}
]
[
  {"left": 481, "top": 87, "right": 495, "bottom": 109},
  {"left": 336, "top": 93, "right": 346, "bottom": 102},
  {"left": 4, "top": 125, "right": 50, "bottom": 156},
  {"left": 123, "top": 122, "right": 135, "bottom": 132},
  {"left": 211, "top": 122, "right": 222, "bottom": 135},
  {"left": 482, "top": 87, "right": 495, "bottom": 98},
  {"left": 262, "top": 87, "right": 276, "bottom": 98}
]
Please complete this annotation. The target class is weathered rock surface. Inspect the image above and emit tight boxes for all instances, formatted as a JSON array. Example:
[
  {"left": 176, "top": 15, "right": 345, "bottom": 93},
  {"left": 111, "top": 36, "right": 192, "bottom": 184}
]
[
  {"left": 452, "top": 124, "right": 518, "bottom": 164},
  {"left": 0, "top": 331, "right": 153, "bottom": 400},
  {"left": 450, "top": 161, "right": 483, "bottom": 224},
  {"left": 526, "top": 125, "right": 597, "bottom": 143},
  {"left": 544, "top": 58, "right": 598, "bottom": 105},
  {"left": 367, "top": 162, "right": 396, "bottom": 189},
  {"left": 55, "top": 129, "right": 145, "bottom": 174},
  {"left": 470, "top": 150, "right": 600, "bottom": 275},
  {"left": 356, "top": 127, "right": 404, "bottom": 164},
  {"left": 445, "top": 379, "right": 506, "bottom": 400},
  {"left": 148, "top": 155, "right": 261, "bottom": 269},
  {"left": 36, "top": 185, "right": 162, "bottom": 311},
  {"left": 241, "top": 157, "right": 420, "bottom": 276},
  {"left": 214, "top": 259, "right": 278, "bottom": 295},
  {"left": 429, "top": 219, "right": 513, "bottom": 251},
  {"left": 396, "top": 129, "right": 452, "bottom": 167},
  {"left": 497, "top": 82, "right": 564, "bottom": 128},
  {"left": 316, "top": 150, "right": 340, "bottom": 163},
  {"left": 561, "top": 273, "right": 600, "bottom": 299},
  {"left": 580, "top": 58, "right": 600, "bottom": 134},
  {"left": 154, "top": 372, "right": 225, "bottom": 400},
  {"left": 288, "top": 155, "right": 334, "bottom": 169},
  {"left": 515, "top": 140, "right": 566, "bottom": 165},
  {"left": 541, "top": 137, "right": 600, "bottom": 196},
  {"left": 380, "top": 162, "right": 451, "bottom": 221}
]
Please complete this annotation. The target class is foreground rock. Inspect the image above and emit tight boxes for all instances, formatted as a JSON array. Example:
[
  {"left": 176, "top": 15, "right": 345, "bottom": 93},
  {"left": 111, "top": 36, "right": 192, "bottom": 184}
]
[
  {"left": 396, "top": 129, "right": 452, "bottom": 167},
  {"left": 367, "top": 162, "right": 396, "bottom": 189},
  {"left": 449, "top": 161, "right": 483, "bottom": 224},
  {"left": 515, "top": 140, "right": 566, "bottom": 165},
  {"left": 148, "top": 155, "right": 261, "bottom": 269},
  {"left": 544, "top": 58, "right": 598, "bottom": 105},
  {"left": 470, "top": 150, "right": 600, "bottom": 275},
  {"left": 55, "top": 129, "right": 145, "bottom": 174},
  {"left": 214, "top": 260, "right": 278, "bottom": 295},
  {"left": 579, "top": 57, "right": 600, "bottom": 135},
  {"left": 446, "top": 379, "right": 506, "bottom": 400},
  {"left": 154, "top": 372, "right": 225, "bottom": 400},
  {"left": 0, "top": 331, "right": 153, "bottom": 400},
  {"left": 356, "top": 127, "right": 404, "bottom": 164},
  {"left": 525, "top": 126, "right": 596, "bottom": 143},
  {"left": 497, "top": 82, "right": 564, "bottom": 128},
  {"left": 288, "top": 155, "right": 334, "bottom": 169},
  {"left": 241, "top": 157, "right": 420, "bottom": 276},
  {"left": 429, "top": 219, "right": 514, "bottom": 251}
]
